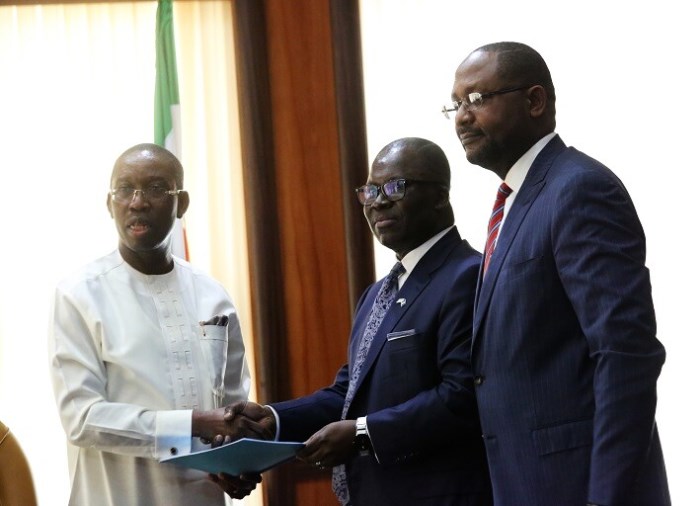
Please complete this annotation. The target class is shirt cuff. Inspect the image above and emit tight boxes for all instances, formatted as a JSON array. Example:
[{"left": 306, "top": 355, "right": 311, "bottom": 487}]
[
  {"left": 266, "top": 405, "right": 281, "bottom": 441},
  {"left": 359, "top": 415, "right": 380, "bottom": 464},
  {"left": 155, "top": 409, "right": 193, "bottom": 459}
]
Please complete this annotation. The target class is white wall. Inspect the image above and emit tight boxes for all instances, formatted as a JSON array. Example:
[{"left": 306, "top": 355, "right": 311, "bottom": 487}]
[{"left": 360, "top": 1, "right": 698, "bottom": 503}]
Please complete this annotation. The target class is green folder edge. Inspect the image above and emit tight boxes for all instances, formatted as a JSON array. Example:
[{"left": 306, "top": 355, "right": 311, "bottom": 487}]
[{"left": 160, "top": 438, "right": 305, "bottom": 475}]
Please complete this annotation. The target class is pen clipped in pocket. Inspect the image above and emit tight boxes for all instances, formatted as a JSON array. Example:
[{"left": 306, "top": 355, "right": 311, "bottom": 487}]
[{"left": 198, "top": 315, "right": 230, "bottom": 408}]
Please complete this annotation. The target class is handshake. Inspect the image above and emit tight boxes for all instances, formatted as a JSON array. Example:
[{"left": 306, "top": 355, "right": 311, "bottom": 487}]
[
  {"left": 192, "top": 400, "right": 359, "bottom": 499},
  {"left": 191, "top": 401, "right": 276, "bottom": 499},
  {"left": 192, "top": 400, "right": 276, "bottom": 446}
]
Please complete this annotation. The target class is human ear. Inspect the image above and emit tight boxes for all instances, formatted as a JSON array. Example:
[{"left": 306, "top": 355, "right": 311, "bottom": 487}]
[
  {"left": 176, "top": 190, "right": 190, "bottom": 219},
  {"left": 527, "top": 85, "right": 547, "bottom": 118},
  {"left": 106, "top": 193, "right": 114, "bottom": 218},
  {"left": 434, "top": 186, "right": 450, "bottom": 209}
]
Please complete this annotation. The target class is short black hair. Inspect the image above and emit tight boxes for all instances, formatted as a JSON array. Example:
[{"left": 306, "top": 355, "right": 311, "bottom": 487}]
[{"left": 477, "top": 41, "right": 556, "bottom": 106}]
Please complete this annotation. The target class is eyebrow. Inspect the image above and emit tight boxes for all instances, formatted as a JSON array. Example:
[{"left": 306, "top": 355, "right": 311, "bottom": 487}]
[{"left": 113, "top": 176, "right": 170, "bottom": 185}]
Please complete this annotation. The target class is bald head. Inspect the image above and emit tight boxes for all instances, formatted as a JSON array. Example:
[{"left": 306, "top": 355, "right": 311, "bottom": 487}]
[
  {"left": 364, "top": 137, "right": 454, "bottom": 257},
  {"left": 111, "top": 143, "right": 184, "bottom": 189},
  {"left": 373, "top": 137, "right": 451, "bottom": 189}
]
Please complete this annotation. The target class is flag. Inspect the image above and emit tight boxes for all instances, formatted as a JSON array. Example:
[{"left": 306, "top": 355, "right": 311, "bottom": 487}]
[{"left": 155, "top": 0, "right": 189, "bottom": 260}]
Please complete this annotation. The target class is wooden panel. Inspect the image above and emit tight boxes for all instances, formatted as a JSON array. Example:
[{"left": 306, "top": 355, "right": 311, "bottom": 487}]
[
  {"left": 330, "top": 0, "right": 377, "bottom": 304},
  {"left": 233, "top": 0, "right": 373, "bottom": 504},
  {"left": 264, "top": 0, "right": 351, "bottom": 400},
  {"left": 232, "top": 0, "right": 288, "bottom": 409}
]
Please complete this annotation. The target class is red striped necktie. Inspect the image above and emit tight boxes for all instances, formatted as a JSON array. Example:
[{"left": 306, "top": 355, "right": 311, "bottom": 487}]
[{"left": 483, "top": 182, "right": 513, "bottom": 275}]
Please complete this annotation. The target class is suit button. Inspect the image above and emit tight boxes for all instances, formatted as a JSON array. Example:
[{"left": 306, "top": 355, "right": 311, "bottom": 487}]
[{"left": 474, "top": 376, "right": 484, "bottom": 386}]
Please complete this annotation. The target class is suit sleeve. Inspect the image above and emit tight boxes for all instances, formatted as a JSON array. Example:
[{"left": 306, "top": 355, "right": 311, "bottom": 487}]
[
  {"left": 552, "top": 169, "right": 665, "bottom": 504},
  {"left": 271, "top": 366, "right": 349, "bottom": 442},
  {"left": 367, "top": 260, "right": 482, "bottom": 463},
  {"left": 271, "top": 286, "right": 375, "bottom": 441}
]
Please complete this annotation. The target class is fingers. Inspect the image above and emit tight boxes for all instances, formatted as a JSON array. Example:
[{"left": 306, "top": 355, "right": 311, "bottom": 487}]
[
  {"left": 223, "top": 400, "right": 248, "bottom": 421},
  {"left": 231, "top": 416, "right": 274, "bottom": 441},
  {"left": 209, "top": 473, "right": 260, "bottom": 499},
  {"left": 223, "top": 401, "right": 277, "bottom": 440},
  {"left": 211, "top": 434, "right": 224, "bottom": 448},
  {"left": 209, "top": 472, "right": 260, "bottom": 499}
]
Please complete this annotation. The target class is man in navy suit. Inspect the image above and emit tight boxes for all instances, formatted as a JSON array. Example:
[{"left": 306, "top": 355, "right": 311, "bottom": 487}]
[
  {"left": 219, "top": 137, "right": 492, "bottom": 505},
  {"left": 446, "top": 41, "right": 670, "bottom": 506}
]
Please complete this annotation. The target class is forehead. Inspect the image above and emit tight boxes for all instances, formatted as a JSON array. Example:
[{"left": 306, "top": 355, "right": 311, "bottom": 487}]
[
  {"left": 452, "top": 50, "right": 501, "bottom": 96},
  {"left": 368, "top": 146, "right": 426, "bottom": 183},
  {"left": 111, "top": 153, "right": 177, "bottom": 184}
]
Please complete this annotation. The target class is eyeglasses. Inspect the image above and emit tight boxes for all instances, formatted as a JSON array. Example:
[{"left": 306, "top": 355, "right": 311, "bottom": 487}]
[
  {"left": 442, "top": 85, "right": 532, "bottom": 118},
  {"left": 355, "top": 178, "right": 444, "bottom": 206},
  {"left": 110, "top": 185, "right": 183, "bottom": 204}
]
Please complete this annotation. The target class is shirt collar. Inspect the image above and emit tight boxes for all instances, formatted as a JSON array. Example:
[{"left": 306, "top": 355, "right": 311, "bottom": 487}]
[
  {"left": 396, "top": 225, "right": 454, "bottom": 288},
  {"left": 505, "top": 132, "right": 557, "bottom": 193}
]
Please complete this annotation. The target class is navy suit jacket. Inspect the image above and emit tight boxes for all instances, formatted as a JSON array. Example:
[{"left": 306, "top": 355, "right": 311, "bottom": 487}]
[
  {"left": 472, "top": 135, "right": 670, "bottom": 506},
  {"left": 272, "top": 227, "right": 492, "bottom": 505}
]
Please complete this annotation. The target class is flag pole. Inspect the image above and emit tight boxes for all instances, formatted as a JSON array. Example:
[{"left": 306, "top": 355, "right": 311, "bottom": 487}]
[{"left": 155, "top": 0, "right": 189, "bottom": 260}]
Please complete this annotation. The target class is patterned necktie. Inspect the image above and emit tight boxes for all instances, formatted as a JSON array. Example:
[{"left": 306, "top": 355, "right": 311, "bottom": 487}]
[
  {"left": 483, "top": 182, "right": 513, "bottom": 275},
  {"left": 332, "top": 261, "right": 405, "bottom": 505}
]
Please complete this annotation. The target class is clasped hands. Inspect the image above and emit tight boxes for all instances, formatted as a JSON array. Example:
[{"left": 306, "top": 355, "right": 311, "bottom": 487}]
[
  {"left": 217, "top": 401, "right": 358, "bottom": 468},
  {"left": 206, "top": 401, "right": 359, "bottom": 495},
  {"left": 191, "top": 403, "right": 272, "bottom": 499}
]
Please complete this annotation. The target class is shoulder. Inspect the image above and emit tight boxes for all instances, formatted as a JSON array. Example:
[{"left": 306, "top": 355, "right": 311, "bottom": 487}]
[
  {"left": 550, "top": 147, "right": 623, "bottom": 187},
  {"left": 423, "top": 240, "right": 481, "bottom": 300},
  {"left": 55, "top": 250, "right": 123, "bottom": 295},
  {"left": 173, "top": 256, "right": 231, "bottom": 295},
  {"left": 438, "top": 234, "right": 482, "bottom": 274}
]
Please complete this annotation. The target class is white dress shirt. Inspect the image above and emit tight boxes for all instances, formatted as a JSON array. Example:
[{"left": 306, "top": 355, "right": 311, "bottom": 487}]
[{"left": 502, "top": 132, "right": 557, "bottom": 226}]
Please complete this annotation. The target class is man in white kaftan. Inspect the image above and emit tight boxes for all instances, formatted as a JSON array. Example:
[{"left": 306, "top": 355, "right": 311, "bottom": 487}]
[{"left": 49, "top": 143, "right": 258, "bottom": 505}]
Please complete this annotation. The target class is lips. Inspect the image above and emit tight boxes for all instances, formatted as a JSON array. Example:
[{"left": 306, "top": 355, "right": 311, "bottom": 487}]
[
  {"left": 458, "top": 130, "right": 483, "bottom": 147},
  {"left": 126, "top": 217, "right": 150, "bottom": 237},
  {"left": 372, "top": 215, "right": 397, "bottom": 230}
]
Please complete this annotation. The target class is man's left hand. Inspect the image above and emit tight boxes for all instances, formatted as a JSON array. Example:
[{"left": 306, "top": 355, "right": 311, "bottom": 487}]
[{"left": 296, "top": 420, "right": 356, "bottom": 469}]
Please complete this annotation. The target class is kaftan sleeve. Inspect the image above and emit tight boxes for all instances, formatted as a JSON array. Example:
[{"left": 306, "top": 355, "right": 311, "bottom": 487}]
[{"left": 49, "top": 285, "right": 192, "bottom": 460}]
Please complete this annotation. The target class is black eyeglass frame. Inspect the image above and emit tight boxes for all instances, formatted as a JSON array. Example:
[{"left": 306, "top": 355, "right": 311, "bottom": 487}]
[
  {"left": 442, "top": 84, "right": 533, "bottom": 118},
  {"left": 354, "top": 178, "right": 446, "bottom": 206}
]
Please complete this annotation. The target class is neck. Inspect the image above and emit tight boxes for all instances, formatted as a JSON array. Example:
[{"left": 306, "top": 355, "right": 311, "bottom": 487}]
[{"left": 119, "top": 244, "right": 174, "bottom": 275}]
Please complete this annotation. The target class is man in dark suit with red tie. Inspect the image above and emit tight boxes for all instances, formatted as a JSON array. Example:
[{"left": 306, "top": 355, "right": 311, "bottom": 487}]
[
  {"left": 445, "top": 41, "right": 670, "bottom": 506},
  {"left": 218, "top": 137, "right": 492, "bottom": 505}
]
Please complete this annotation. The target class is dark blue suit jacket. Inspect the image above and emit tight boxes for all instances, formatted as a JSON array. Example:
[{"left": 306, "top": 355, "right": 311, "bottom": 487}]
[
  {"left": 472, "top": 135, "right": 670, "bottom": 506},
  {"left": 272, "top": 227, "right": 492, "bottom": 505}
]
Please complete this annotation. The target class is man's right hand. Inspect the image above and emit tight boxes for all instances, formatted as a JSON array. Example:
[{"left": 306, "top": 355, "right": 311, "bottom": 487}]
[
  {"left": 217, "top": 401, "right": 277, "bottom": 446},
  {"left": 192, "top": 405, "right": 273, "bottom": 444}
]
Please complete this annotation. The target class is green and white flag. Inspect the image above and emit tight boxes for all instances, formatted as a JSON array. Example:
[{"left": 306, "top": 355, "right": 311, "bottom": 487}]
[{"left": 155, "top": 0, "right": 188, "bottom": 259}]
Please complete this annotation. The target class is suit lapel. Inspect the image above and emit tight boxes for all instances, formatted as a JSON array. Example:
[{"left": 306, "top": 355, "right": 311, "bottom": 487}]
[
  {"left": 472, "top": 136, "right": 566, "bottom": 342},
  {"left": 351, "top": 228, "right": 462, "bottom": 399}
]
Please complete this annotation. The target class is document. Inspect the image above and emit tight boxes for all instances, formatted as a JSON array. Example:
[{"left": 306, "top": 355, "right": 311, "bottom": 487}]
[{"left": 160, "top": 438, "right": 304, "bottom": 475}]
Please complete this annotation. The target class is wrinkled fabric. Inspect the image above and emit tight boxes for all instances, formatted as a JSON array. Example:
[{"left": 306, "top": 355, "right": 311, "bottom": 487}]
[{"left": 49, "top": 250, "right": 250, "bottom": 505}]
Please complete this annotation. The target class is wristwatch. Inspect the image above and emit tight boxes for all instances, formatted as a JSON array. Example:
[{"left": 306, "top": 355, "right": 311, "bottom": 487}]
[{"left": 354, "top": 416, "right": 372, "bottom": 457}]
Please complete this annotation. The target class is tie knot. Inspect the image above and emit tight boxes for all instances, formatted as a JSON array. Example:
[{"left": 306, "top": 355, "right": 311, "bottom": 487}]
[
  {"left": 389, "top": 262, "right": 405, "bottom": 280},
  {"left": 496, "top": 182, "right": 513, "bottom": 201}
]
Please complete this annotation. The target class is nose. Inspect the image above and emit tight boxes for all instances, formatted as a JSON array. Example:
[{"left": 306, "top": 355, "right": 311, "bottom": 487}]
[
  {"left": 129, "top": 189, "right": 150, "bottom": 209},
  {"left": 369, "top": 191, "right": 391, "bottom": 209},
  {"left": 455, "top": 104, "right": 475, "bottom": 125}
]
